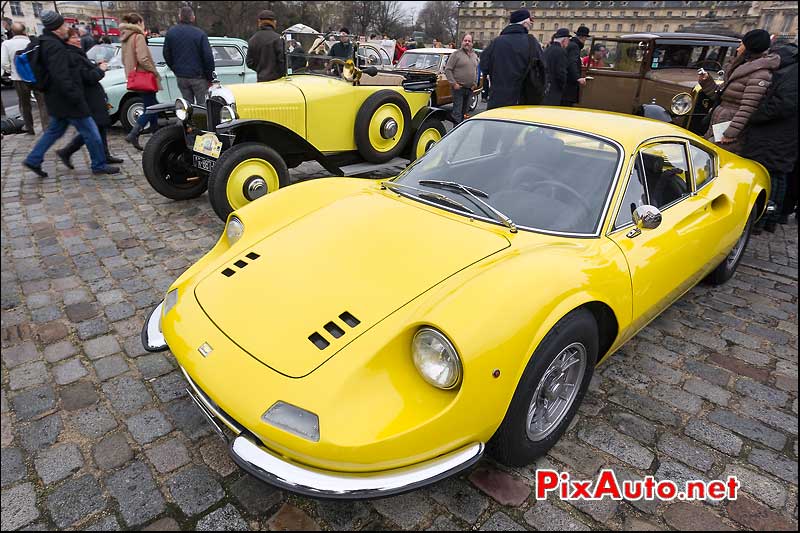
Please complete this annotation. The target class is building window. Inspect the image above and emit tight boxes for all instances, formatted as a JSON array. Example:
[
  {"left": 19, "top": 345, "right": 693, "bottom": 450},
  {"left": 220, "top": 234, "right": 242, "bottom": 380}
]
[
  {"left": 697, "top": 11, "right": 702, "bottom": 17},
  {"left": 604, "top": 23, "right": 610, "bottom": 31},
  {"left": 682, "top": 11, "right": 687, "bottom": 17},
  {"left": 667, "top": 11, "right": 672, "bottom": 16},
  {"left": 633, "top": 11, "right": 638, "bottom": 17},
  {"left": 646, "top": 24, "right": 652, "bottom": 32},
  {"left": 583, "top": 11, "right": 587, "bottom": 16},
  {"left": 595, "top": 11, "right": 600, "bottom": 17},
  {"left": 663, "top": 24, "right": 669, "bottom": 32},
  {"left": 540, "top": 22, "right": 545, "bottom": 29},
  {"left": 568, "top": 22, "right": 573, "bottom": 30},
  {"left": 630, "top": 23, "right": 635, "bottom": 31},
  {"left": 617, "top": 24, "right": 622, "bottom": 31},
  {"left": 607, "top": 11, "right": 612, "bottom": 17},
  {"left": 11, "top": 1, "right": 24, "bottom": 16},
  {"left": 32, "top": 2, "right": 44, "bottom": 17},
  {"left": 678, "top": 24, "right": 684, "bottom": 30},
  {"left": 649, "top": 11, "right": 655, "bottom": 17},
  {"left": 592, "top": 23, "right": 597, "bottom": 31},
  {"left": 555, "top": 23, "right": 559, "bottom": 29}
]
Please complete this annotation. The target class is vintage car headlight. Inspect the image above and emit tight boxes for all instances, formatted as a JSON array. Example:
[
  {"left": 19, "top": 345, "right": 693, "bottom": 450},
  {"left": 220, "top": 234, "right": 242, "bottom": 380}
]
[
  {"left": 671, "top": 93, "right": 693, "bottom": 116},
  {"left": 163, "top": 288, "right": 178, "bottom": 315},
  {"left": 262, "top": 401, "right": 320, "bottom": 442},
  {"left": 175, "top": 98, "right": 191, "bottom": 122},
  {"left": 220, "top": 105, "right": 237, "bottom": 123},
  {"left": 412, "top": 328, "right": 462, "bottom": 390},
  {"left": 226, "top": 216, "right": 244, "bottom": 245}
]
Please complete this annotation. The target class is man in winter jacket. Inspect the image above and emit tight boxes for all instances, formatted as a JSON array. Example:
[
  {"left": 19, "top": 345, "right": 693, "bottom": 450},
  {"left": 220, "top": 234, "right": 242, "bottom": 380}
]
[
  {"left": 23, "top": 11, "right": 118, "bottom": 177},
  {"left": 246, "top": 10, "right": 285, "bottom": 83},
  {"left": 740, "top": 43, "right": 798, "bottom": 233},
  {"left": 479, "top": 9, "right": 543, "bottom": 110},
  {"left": 562, "top": 26, "right": 589, "bottom": 106},
  {"left": 543, "top": 28, "right": 570, "bottom": 105},
  {"left": 164, "top": 6, "right": 215, "bottom": 104}
]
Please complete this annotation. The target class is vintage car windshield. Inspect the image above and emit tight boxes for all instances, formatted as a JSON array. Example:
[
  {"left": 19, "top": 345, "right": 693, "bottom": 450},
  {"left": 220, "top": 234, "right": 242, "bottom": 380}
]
[
  {"left": 394, "top": 120, "right": 621, "bottom": 235},
  {"left": 651, "top": 43, "right": 735, "bottom": 70},
  {"left": 396, "top": 53, "right": 442, "bottom": 71}
]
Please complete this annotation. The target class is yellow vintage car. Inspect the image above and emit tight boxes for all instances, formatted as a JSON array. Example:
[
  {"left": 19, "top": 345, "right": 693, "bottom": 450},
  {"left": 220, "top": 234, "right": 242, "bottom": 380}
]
[
  {"left": 141, "top": 107, "right": 769, "bottom": 498},
  {"left": 141, "top": 31, "right": 447, "bottom": 222}
]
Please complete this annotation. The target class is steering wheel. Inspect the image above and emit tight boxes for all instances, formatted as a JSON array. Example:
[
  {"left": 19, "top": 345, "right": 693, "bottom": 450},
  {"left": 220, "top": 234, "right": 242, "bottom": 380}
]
[{"left": 527, "top": 180, "right": 593, "bottom": 215}]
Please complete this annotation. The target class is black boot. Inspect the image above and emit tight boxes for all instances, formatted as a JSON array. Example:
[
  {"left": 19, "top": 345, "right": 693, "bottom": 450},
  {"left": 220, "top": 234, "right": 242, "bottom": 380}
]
[
  {"left": 125, "top": 124, "right": 143, "bottom": 151},
  {"left": 55, "top": 148, "right": 75, "bottom": 169},
  {"left": 105, "top": 153, "right": 124, "bottom": 164}
]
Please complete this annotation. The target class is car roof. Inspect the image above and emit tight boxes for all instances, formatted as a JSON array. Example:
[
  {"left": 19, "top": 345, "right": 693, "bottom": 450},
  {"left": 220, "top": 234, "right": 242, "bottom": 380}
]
[
  {"left": 403, "top": 48, "right": 455, "bottom": 54},
  {"left": 618, "top": 32, "right": 740, "bottom": 43},
  {"left": 147, "top": 36, "right": 247, "bottom": 45},
  {"left": 476, "top": 107, "right": 695, "bottom": 151}
]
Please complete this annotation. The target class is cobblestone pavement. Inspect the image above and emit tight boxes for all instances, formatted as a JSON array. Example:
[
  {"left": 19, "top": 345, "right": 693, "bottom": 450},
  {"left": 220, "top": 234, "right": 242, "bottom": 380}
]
[{"left": 1, "top": 129, "right": 797, "bottom": 531}]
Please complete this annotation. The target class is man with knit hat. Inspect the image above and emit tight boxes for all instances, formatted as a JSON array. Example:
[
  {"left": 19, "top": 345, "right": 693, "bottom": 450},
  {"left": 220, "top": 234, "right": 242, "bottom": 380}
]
[
  {"left": 246, "top": 9, "right": 285, "bottom": 82},
  {"left": 479, "top": 8, "right": 544, "bottom": 109},
  {"left": 23, "top": 10, "right": 118, "bottom": 177}
]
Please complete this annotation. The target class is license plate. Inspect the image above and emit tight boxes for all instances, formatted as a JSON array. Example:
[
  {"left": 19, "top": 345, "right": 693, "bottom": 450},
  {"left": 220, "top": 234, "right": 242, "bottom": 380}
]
[
  {"left": 193, "top": 132, "right": 223, "bottom": 158},
  {"left": 193, "top": 154, "right": 216, "bottom": 172}
]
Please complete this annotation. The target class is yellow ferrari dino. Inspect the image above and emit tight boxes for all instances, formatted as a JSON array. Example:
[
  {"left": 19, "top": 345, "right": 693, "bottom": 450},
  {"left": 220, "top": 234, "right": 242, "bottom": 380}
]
[{"left": 142, "top": 107, "right": 769, "bottom": 499}]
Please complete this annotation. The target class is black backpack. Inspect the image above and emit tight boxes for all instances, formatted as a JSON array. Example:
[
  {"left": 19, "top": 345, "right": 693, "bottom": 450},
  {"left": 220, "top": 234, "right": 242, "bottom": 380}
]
[{"left": 521, "top": 35, "right": 547, "bottom": 105}]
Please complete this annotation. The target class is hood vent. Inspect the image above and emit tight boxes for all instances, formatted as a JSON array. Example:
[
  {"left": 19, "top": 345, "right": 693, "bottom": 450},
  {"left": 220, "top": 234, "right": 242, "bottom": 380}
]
[{"left": 308, "top": 311, "right": 360, "bottom": 350}]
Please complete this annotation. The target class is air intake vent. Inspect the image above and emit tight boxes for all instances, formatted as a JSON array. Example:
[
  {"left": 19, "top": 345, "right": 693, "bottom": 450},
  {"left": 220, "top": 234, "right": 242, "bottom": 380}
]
[
  {"left": 339, "top": 312, "right": 360, "bottom": 328},
  {"left": 308, "top": 332, "right": 330, "bottom": 350},
  {"left": 324, "top": 322, "right": 345, "bottom": 339},
  {"left": 246, "top": 252, "right": 260, "bottom": 260},
  {"left": 222, "top": 268, "right": 236, "bottom": 277},
  {"left": 234, "top": 259, "right": 248, "bottom": 269}
]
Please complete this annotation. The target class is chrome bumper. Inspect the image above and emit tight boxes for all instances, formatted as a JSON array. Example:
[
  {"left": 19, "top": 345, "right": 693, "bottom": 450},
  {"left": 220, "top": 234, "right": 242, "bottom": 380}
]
[
  {"left": 141, "top": 300, "right": 168, "bottom": 352},
  {"left": 181, "top": 366, "right": 484, "bottom": 499}
]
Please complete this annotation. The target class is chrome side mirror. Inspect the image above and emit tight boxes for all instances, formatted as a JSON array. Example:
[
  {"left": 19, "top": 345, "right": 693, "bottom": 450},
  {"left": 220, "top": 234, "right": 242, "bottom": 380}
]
[{"left": 633, "top": 205, "right": 662, "bottom": 230}]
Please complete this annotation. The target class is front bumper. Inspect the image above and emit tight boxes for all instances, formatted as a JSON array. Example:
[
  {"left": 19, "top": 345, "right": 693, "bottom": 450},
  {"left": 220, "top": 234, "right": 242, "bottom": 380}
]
[{"left": 141, "top": 301, "right": 485, "bottom": 499}]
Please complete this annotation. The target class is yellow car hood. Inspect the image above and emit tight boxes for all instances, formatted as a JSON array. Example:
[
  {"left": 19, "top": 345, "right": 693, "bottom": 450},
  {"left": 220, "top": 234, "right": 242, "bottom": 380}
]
[{"left": 194, "top": 191, "right": 510, "bottom": 378}]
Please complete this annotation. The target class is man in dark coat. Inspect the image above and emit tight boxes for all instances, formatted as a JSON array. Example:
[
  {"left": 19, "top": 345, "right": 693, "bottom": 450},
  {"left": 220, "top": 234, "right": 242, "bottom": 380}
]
[
  {"left": 562, "top": 25, "right": 589, "bottom": 106},
  {"left": 479, "top": 8, "right": 543, "bottom": 109},
  {"left": 246, "top": 10, "right": 285, "bottom": 82},
  {"left": 56, "top": 27, "right": 123, "bottom": 167},
  {"left": 164, "top": 6, "right": 215, "bottom": 104},
  {"left": 79, "top": 27, "right": 95, "bottom": 52},
  {"left": 740, "top": 43, "right": 798, "bottom": 233},
  {"left": 543, "top": 28, "right": 570, "bottom": 105},
  {"left": 23, "top": 11, "right": 118, "bottom": 177}
]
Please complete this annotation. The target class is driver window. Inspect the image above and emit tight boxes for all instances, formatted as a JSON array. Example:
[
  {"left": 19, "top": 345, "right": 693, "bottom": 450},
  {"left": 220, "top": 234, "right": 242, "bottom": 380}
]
[
  {"left": 615, "top": 159, "right": 647, "bottom": 229},
  {"left": 640, "top": 143, "right": 691, "bottom": 209}
]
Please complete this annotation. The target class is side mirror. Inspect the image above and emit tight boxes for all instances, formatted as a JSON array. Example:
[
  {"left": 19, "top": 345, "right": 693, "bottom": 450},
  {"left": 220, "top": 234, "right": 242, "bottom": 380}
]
[
  {"left": 363, "top": 66, "right": 378, "bottom": 77},
  {"left": 632, "top": 205, "right": 662, "bottom": 230}
]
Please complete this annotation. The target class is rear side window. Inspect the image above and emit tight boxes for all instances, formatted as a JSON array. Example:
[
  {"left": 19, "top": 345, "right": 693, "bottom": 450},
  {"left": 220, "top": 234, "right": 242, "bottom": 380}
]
[
  {"left": 690, "top": 144, "right": 715, "bottom": 189},
  {"left": 213, "top": 46, "right": 244, "bottom": 67}
]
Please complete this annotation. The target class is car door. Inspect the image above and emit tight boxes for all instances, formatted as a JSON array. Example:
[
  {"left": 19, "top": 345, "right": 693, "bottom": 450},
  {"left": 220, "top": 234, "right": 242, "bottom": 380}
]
[
  {"left": 212, "top": 44, "right": 248, "bottom": 85},
  {"left": 579, "top": 39, "right": 645, "bottom": 113},
  {"left": 241, "top": 45, "right": 257, "bottom": 83},
  {"left": 608, "top": 139, "right": 725, "bottom": 333},
  {"left": 149, "top": 44, "right": 175, "bottom": 103}
]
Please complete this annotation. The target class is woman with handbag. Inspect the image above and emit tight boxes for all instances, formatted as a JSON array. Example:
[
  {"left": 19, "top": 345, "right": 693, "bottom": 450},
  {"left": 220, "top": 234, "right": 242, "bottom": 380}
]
[{"left": 120, "top": 12, "right": 161, "bottom": 150}]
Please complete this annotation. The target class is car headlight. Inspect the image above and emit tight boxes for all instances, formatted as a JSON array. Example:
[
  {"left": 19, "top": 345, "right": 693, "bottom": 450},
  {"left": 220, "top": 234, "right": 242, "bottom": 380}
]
[
  {"left": 412, "top": 327, "right": 462, "bottom": 390},
  {"left": 175, "top": 98, "right": 191, "bottom": 122},
  {"left": 163, "top": 288, "right": 178, "bottom": 315},
  {"left": 220, "top": 105, "right": 237, "bottom": 123},
  {"left": 671, "top": 92, "right": 693, "bottom": 116},
  {"left": 226, "top": 216, "right": 244, "bottom": 245}
]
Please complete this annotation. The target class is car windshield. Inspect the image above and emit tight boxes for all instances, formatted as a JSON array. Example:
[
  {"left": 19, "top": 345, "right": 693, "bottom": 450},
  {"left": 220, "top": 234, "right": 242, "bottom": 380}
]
[
  {"left": 86, "top": 44, "right": 117, "bottom": 65},
  {"left": 396, "top": 53, "right": 442, "bottom": 71},
  {"left": 651, "top": 43, "right": 736, "bottom": 70},
  {"left": 393, "top": 120, "right": 621, "bottom": 235},
  {"left": 282, "top": 30, "right": 364, "bottom": 78}
]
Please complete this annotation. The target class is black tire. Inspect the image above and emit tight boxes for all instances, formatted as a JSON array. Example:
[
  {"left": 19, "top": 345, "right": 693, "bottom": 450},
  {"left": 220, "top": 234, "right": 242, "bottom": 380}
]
[
  {"left": 207, "top": 142, "right": 290, "bottom": 222},
  {"left": 408, "top": 118, "right": 446, "bottom": 161},
  {"left": 142, "top": 124, "right": 208, "bottom": 201},
  {"left": 488, "top": 309, "right": 598, "bottom": 467},
  {"left": 706, "top": 204, "right": 757, "bottom": 285},
  {"left": 119, "top": 95, "right": 144, "bottom": 132},
  {"left": 355, "top": 90, "right": 413, "bottom": 163}
]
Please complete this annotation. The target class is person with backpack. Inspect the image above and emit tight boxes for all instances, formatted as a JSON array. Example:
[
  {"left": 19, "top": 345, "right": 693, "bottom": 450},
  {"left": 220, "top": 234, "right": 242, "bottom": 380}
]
[
  {"left": 22, "top": 11, "right": 119, "bottom": 177},
  {"left": 562, "top": 26, "right": 590, "bottom": 107},
  {"left": 444, "top": 33, "right": 479, "bottom": 124},
  {"left": 121, "top": 12, "right": 162, "bottom": 151},
  {"left": 739, "top": 42, "right": 798, "bottom": 234},
  {"left": 478, "top": 9, "right": 545, "bottom": 110},
  {"left": 1, "top": 22, "right": 48, "bottom": 135},
  {"left": 55, "top": 28, "right": 123, "bottom": 169}
]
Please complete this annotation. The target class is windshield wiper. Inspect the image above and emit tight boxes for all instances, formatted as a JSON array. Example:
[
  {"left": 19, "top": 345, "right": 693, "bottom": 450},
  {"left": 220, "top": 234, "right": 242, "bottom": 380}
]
[
  {"left": 381, "top": 181, "right": 475, "bottom": 215},
  {"left": 418, "top": 180, "right": 517, "bottom": 233}
]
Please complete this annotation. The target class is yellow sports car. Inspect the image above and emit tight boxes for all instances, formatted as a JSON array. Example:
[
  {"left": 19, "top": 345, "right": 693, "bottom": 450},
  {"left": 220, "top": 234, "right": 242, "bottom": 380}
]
[{"left": 142, "top": 107, "right": 769, "bottom": 499}]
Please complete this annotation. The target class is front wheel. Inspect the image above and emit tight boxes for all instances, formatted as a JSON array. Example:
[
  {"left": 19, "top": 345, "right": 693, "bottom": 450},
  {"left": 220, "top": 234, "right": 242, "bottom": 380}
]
[
  {"left": 119, "top": 95, "right": 144, "bottom": 132},
  {"left": 488, "top": 309, "right": 598, "bottom": 466},
  {"left": 706, "top": 204, "right": 756, "bottom": 285},
  {"left": 142, "top": 124, "right": 208, "bottom": 200},
  {"left": 409, "top": 118, "right": 446, "bottom": 161},
  {"left": 468, "top": 91, "right": 479, "bottom": 113},
  {"left": 207, "top": 143, "right": 290, "bottom": 221}
]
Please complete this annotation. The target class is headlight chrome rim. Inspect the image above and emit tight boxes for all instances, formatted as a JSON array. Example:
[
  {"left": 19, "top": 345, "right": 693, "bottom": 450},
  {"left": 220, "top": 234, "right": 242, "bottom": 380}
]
[
  {"left": 175, "top": 98, "right": 191, "bottom": 122},
  {"left": 226, "top": 216, "right": 245, "bottom": 245},
  {"left": 220, "top": 105, "right": 237, "bottom": 123},
  {"left": 412, "top": 327, "right": 463, "bottom": 390},
  {"left": 671, "top": 92, "right": 693, "bottom": 116}
]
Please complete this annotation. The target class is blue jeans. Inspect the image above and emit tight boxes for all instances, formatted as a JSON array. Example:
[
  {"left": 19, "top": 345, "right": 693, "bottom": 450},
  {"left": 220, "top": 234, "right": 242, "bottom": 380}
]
[
  {"left": 25, "top": 115, "right": 107, "bottom": 171},
  {"left": 135, "top": 91, "right": 159, "bottom": 130},
  {"left": 451, "top": 87, "right": 472, "bottom": 124}
]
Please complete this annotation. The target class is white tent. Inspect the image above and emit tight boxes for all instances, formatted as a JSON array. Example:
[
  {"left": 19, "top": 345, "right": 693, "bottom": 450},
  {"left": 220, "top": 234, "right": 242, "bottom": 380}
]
[{"left": 284, "top": 23, "right": 320, "bottom": 35}]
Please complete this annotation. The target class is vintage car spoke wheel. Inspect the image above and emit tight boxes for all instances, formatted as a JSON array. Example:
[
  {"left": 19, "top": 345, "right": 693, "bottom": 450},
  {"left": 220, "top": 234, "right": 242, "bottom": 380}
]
[
  {"left": 120, "top": 96, "right": 144, "bottom": 132},
  {"left": 488, "top": 309, "right": 598, "bottom": 467},
  {"left": 142, "top": 124, "right": 208, "bottom": 201},
  {"left": 208, "top": 143, "right": 289, "bottom": 222},
  {"left": 410, "top": 118, "right": 446, "bottom": 161},
  {"left": 706, "top": 203, "right": 757, "bottom": 285},
  {"left": 355, "top": 90, "right": 412, "bottom": 163}
]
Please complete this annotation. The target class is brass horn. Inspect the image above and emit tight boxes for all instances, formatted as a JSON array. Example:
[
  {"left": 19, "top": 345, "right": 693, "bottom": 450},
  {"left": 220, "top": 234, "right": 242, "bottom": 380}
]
[{"left": 330, "top": 58, "right": 363, "bottom": 84}]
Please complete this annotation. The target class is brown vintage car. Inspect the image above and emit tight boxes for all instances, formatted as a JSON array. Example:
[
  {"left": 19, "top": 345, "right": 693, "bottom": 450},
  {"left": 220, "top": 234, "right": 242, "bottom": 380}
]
[
  {"left": 578, "top": 33, "right": 740, "bottom": 134},
  {"left": 394, "top": 48, "right": 483, "bottom": 112}
]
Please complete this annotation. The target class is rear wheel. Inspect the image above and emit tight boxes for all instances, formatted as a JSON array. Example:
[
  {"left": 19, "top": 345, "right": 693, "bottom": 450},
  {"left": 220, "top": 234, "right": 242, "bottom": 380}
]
[
  {"left": 488, "top": 309, "right": 598, "bottom": 466},
  {"left": 120, "top": 95, "right": 144, "bottom": 132},
  {"left": 706, "top": 204, "right": 756, "bottom": 285},
  {"left": 142, "top": 124, "right": 207, "bottom": 200},
  {"left": 207, "top": 143, "right": 290, "bottom": 221},
  {"left": 409, "top": 118, "right": 446, "bottom": 161}
]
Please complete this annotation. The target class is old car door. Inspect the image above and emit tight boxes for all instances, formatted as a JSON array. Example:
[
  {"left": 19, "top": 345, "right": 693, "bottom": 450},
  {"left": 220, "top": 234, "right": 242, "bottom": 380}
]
[
  {"left": 579, "top": 39, "right": 645, "bottom": 114},
  {"left": 212, "top": 44, "right": 248, "bottom": 86},
  {"left": 608, "top": 139, "right": 724, "bottom": 334}
]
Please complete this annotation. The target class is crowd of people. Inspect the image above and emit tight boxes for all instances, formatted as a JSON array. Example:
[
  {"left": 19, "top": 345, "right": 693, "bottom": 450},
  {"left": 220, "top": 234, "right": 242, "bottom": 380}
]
[{"left": 1, "top": 6, "right": 796, "bottom": 226}]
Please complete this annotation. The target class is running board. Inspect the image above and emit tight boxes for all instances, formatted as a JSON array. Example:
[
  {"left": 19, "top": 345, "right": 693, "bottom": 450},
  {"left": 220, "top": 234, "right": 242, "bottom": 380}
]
[{"left": 340, "top": 157, "right": 409, "bottom": 176}]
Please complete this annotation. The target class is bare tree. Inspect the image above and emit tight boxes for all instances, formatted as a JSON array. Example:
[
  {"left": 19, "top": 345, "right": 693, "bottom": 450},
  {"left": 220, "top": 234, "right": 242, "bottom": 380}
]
[
  {"left": 374, "top": 1, "right": 403, "bottom": 37},
  {"left": 417, "top": 0, "right": 458, "bottom": 43}
]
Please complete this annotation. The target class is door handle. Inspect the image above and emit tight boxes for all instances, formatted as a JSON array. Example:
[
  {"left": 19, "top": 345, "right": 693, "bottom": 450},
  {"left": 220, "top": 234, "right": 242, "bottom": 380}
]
[{"left": 238, "top": 72, "right": 245, "bottom": 77}]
